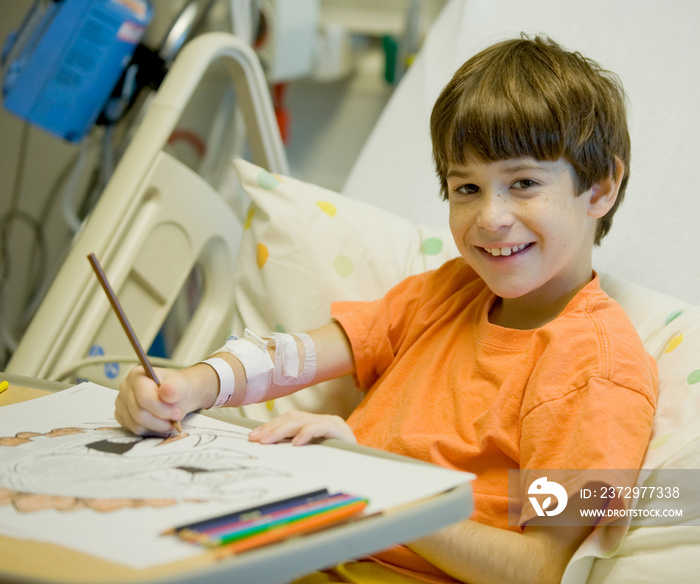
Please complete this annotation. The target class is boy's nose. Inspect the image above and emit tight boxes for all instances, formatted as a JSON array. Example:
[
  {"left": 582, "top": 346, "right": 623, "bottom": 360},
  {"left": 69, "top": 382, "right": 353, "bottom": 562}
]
[{"left": 475, "top": 192, "right": 515, "bottom": 231}]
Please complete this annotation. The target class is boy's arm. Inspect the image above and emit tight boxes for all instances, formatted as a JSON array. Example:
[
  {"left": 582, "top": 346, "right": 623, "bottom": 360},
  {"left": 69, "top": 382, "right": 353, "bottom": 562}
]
[
  {"left": 408, "top": 520, "right": 592, "bottom": 584},
  {"left": 115, "top": 321, "right": 354, "bottom": 435}
]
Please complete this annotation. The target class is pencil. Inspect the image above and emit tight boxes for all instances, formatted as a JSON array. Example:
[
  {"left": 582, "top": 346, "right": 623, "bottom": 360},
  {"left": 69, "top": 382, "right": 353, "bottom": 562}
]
[
  {"left": 181, "top": 493, "right": 358, "bottom": 545},
  {"left": 213, "top": 499, "right": 368, "bottom": 558},
  {"left": 87, "top": 253, "right": 182, "bottom": 433},
  {"left": 203, "top": 494, "right": 367, "bottom": 547},
  {"left": 166, "top": 488, "right": 329, "bottom": 535},
  {"left": 0, "top": 380, "right": 9, "bottom": 395}
]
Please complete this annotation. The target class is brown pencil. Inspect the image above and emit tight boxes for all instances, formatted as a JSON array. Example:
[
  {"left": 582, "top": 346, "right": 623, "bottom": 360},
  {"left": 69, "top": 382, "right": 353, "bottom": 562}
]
[{"left": 87, "top": 253, "right": 182, "bottom": 433}]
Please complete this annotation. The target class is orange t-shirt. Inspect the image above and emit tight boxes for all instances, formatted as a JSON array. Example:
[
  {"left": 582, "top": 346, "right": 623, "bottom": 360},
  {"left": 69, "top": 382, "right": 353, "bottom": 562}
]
[{"left": 332, "top": 258, "right": 658, "bottom": 582}]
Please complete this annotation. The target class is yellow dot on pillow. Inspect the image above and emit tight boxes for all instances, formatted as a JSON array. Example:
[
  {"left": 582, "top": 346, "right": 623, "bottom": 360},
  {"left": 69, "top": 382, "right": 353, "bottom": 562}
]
[
  {"left": 689, "top": 369, "right": 700, "bottom": 385},
  {"left": 257, "top": 243, "right": 269, "bottom": 268},
  {"left": 257, "top": 170, "right": 281, "bottom": 189},
  {"left": 333, "top": 255, "right": 354, "bottom": 278},
  {"left": 244, "top": 207, "right": 255, "bottom": 230},
  {"left": 422, "top": 237, "right": 443, "bottom": 255},
  {"left": 266, "top": 400, "right": 275, "bottom": 411},
  {"left": 316, "top": 201, "right": 337, "bottom": 217},
  {"left": 664, "top": 334, "right": 684, "bottom": 353},
  {"left": 649, "top": 432, "right": 672, "bottom": 450}
]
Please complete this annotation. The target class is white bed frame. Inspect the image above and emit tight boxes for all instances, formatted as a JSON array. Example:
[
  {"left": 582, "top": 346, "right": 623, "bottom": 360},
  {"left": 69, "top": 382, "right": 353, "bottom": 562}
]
[{"left": 7, "top": 32, "right": 288, "bottom": 386}]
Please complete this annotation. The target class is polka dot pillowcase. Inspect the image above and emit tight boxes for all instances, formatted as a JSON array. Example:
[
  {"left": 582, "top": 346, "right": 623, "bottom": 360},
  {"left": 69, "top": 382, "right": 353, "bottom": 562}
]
[
  {"left": 599, "top": 274, "right": 700, "bottom": 471},
  {"left": 228, "top": 159, "right": 458, "bottom": 421},
  {"left": 570, "top": 276, "right": 700, "bottom": 582}
]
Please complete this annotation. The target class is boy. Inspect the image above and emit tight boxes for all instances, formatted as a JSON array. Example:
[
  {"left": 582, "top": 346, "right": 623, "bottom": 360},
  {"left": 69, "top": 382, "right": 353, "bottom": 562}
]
[{"left": 116, "top": 36, "right": 657, "bottom": 584}]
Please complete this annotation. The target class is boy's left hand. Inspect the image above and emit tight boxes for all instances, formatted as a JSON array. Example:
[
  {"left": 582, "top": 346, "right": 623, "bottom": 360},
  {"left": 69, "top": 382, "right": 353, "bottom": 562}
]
[{"left": 248, "top": 411, "right": 357, "bottom": 446}]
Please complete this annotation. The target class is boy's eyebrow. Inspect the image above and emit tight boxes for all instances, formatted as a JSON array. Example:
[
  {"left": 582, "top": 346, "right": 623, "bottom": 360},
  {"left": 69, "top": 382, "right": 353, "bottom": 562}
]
[
  {"left": 446, "top": 160, "right": 548, "bottom": 179},
  {"left": 501, "top": 162, "right": 548, "bottom": 173},
  {"left": 446, "top": 169, "right": 471, "bottom": 179}
]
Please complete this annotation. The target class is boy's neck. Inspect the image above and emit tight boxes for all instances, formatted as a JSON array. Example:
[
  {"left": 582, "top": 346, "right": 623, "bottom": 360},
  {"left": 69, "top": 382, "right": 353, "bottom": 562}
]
[{"left": 488, "top": 276, "right": 594, "bottom": 330}]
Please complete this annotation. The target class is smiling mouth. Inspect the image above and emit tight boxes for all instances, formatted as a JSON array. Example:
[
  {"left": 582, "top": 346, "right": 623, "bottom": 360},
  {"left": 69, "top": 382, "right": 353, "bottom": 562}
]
[{"left": 480, "top": 243, "right": 532, "bottom": 257}]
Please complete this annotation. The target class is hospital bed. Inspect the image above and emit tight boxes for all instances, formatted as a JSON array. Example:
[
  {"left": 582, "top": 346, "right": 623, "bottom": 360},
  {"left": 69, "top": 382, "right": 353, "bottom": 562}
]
[
  {"left": 6, "top": 32, "right": 288, "bottom": 385},
  {"left": 7, "top": 0, "right": 700, "bottom": 582}
]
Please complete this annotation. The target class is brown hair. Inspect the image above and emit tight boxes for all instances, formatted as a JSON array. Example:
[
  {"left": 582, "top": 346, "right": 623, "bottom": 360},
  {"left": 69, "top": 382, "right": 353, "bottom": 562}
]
[{"left": 430, "top": 35, "right": 630, "bottom": 245}]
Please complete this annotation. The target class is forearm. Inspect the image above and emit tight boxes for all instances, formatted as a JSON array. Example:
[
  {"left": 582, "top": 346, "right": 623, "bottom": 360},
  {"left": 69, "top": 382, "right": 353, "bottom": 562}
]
[
  {"left": 116, "top": 322, "right": 354, "bottom": 435},
  {"left": 197, "top": 320, "right": 355, "bottom": 409},
  {"left": 408, "top": 519, "right": 591, "bottom": 584}
]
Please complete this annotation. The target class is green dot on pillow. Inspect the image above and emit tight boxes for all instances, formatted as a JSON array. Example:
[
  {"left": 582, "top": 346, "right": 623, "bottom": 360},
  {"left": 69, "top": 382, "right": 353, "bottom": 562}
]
[
  {"left": 257, "top": 170, "right": 280, "bottom": 190},
  {"left": 665, "top": 310, "right": 684, "bottom": 325},
  {"left": 688, "top": 369, "right": 700, "bottom": 385},
  {"left": 333, "top": 255, "right": 354, "bottom": 278},
  {"left": 422, "top": 237, "right": 443, "bottom": 255}
]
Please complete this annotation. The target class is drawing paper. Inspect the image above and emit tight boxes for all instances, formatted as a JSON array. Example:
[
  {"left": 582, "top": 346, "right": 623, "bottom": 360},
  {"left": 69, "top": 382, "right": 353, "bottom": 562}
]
[{"left": 0, "top": 383, "right": 472, "bottom": 568}]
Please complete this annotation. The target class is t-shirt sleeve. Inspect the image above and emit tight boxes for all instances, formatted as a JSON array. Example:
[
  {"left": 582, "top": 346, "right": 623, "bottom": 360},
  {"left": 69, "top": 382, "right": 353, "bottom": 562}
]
[
  {"left": 331, "top": 272, "right": 428, "bottom": 391},
  {"left": 518, "top": 377, "right": 656, "bottom": 524},
  {"left": 521, "top": 377, "right": 655, "bottom": 470}
]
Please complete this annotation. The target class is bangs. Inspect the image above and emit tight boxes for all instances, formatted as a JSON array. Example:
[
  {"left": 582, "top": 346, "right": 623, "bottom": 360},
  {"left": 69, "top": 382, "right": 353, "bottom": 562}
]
[{"left": 436, "top": 58, "right": 569, "bottom": 168}]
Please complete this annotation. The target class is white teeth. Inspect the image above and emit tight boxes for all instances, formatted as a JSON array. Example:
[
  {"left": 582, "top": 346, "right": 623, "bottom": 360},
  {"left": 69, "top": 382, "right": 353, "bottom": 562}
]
[{"left": 483, "top": 244, "right": 528, "bottom": 257}]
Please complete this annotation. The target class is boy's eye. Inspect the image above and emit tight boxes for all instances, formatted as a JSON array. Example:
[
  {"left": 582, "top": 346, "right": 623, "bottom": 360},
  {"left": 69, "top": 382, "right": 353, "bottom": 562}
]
[
  {"left": 512, "top": 179, "right": 537, "bottom": 189},
  {"left": 454, "top": 183, "right": 480, "bottom": 195}
]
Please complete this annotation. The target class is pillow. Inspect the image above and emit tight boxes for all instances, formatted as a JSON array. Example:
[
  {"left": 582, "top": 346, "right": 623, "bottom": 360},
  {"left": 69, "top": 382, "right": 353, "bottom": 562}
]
[
  {"left": 598, "top": 274, "right": 700, "bottom": 474},
  {"left": 563, "top": 275, "right": 700, "bottom": 584},
  {"left": 224, "top": 159, "right": 458, "bottom": 422}
]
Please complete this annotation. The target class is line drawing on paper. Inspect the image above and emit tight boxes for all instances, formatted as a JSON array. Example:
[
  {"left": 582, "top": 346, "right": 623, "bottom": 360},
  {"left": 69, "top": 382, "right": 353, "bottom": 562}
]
[{"left": 0, "top": 424, "right": 289, "bottom": 513}]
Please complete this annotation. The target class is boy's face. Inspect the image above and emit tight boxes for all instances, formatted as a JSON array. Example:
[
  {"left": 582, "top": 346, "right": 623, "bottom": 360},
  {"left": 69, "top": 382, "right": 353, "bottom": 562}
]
[{"left": 446, "top": 156, "right": 601, "bottom": 311}]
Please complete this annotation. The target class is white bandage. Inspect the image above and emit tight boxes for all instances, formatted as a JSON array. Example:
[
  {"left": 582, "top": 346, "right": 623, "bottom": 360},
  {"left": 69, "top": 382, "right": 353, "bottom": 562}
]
[
  {"left": 201, "top": 357, "right": 236, "bottom": 407},
  {"left": 267, "top": 332, "right": 317, "bottom": 386},
  {"left": 213, "top": 329, "right": 317, "bottom": 406},
  {"left": 216, "top": 329, "right": 274, "bottom": 405}
]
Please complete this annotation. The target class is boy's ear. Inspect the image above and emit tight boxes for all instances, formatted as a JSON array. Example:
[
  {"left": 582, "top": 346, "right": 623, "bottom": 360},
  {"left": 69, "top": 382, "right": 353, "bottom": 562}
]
[{"left": 587, "top": 157, "right": 624, "bottom": 219}]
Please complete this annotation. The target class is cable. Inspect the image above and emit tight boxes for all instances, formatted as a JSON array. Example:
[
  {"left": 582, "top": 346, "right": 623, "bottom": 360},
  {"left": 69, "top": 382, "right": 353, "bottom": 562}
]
[
  {"left": 0, "top": 123, "right": 47, "bottom": 364},
  {"left": 52, "top": 355, "right": 189, "bottom": 383},
  {"left": 0, "top": 122, "right": 30, "bottom": 284},
  {"left": 19, "top": 132, "right": 100, "bottom": 336},
  {"left": 60, "top": 137, "right": 92, "bottom": 234}
]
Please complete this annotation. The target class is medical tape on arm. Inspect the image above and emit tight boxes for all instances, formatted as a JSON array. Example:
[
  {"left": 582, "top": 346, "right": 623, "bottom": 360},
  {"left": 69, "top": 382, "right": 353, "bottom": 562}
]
[
  {"left": 201, "top": 357, "right": 237, "bottom": 407},
  {"left": 266, "top": 332, "right": 317, "bottom": 386},
  {"left": 210, "top": 329, "right": 317, "bottom": 407},
  {"left": 216, "top": 329, "right": 274, "bottom": 406}
]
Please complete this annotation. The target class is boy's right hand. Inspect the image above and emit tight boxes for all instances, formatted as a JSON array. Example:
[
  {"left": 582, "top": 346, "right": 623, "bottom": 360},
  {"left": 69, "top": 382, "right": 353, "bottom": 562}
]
[{"left": 115, "top": 364, "right": 216, "bottom": 436}]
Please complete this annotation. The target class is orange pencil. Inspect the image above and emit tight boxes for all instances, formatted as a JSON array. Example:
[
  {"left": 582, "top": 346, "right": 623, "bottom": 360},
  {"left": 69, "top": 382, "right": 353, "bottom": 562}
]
[
  {"left": 87, "top": 253, "right": 182, "bottom": 433},
  {"left": 214, "top": 499, "right": 368, "bottom": 559}
]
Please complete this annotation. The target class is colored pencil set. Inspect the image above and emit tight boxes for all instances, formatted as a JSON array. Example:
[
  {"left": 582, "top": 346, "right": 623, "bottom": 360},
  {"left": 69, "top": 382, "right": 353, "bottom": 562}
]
[{"left": 167, "top": 489, "right": 368, "bottom": 556}]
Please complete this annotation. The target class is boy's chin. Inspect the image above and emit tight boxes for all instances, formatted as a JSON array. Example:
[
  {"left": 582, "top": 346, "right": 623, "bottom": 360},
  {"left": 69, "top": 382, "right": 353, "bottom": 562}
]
[{"left": 478, "top": 277, "right": 535, "bottom": 300}]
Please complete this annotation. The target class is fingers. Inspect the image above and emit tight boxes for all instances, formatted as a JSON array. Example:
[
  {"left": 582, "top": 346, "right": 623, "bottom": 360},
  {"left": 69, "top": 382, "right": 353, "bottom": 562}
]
[
  {"left": 115, "top": 367, "right": 184, "bottom": 436},
  {"left": 249, "top": 411, "right": 356, "bottom": 446},
  {"left": 114, "top": 402, "right": 175, "bottom": 437}
]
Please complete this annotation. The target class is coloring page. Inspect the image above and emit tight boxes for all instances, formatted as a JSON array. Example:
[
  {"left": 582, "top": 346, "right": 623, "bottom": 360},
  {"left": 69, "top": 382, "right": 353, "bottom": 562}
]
[{"left": 0, "top": 383, "right": 471, "bottom": 568}]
